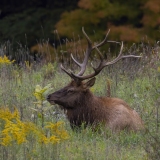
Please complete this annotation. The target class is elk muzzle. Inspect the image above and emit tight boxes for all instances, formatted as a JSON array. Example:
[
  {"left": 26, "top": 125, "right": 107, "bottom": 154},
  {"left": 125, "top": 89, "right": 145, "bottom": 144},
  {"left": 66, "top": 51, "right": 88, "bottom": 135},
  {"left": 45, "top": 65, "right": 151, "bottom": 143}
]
[{"left": 47, "top": 94, "right": 56, "bottom": 105}]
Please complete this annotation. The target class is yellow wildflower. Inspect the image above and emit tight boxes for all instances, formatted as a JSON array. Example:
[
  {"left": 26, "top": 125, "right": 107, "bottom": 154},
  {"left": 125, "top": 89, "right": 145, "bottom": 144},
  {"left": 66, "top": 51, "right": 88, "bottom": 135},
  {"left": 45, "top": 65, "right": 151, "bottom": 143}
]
[
  {"left": 49, "top": 136, "right": 60, "bottom": 144},
  {"left": 0, "top": 134, "right": 12, "bottom": 146},
  {"left": 0, "top": 55, "right": 15, "bottom": 64},
  {"left": 0, "top": 107, "right": 69, "bottom": 146},
  {"left": 45, "top": 121, "right": 69, "bottom": 140},
  {"left": 39, "top": 134, "right": 48, "bottom": 144}
]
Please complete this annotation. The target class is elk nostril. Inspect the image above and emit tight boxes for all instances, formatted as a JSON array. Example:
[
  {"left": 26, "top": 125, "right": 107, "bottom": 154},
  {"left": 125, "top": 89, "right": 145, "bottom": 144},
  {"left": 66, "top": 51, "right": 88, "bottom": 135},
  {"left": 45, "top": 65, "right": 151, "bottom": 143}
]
[{"left": 47, "top": 94, "right": 51, "bottom": 100}]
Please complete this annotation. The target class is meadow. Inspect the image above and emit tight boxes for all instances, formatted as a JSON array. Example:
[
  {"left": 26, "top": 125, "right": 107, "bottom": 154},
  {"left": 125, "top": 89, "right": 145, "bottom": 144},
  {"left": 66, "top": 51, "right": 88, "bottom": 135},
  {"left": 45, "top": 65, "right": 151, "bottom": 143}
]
[{"left": 0, "top": 41, "right": 160, "bottom": 160}]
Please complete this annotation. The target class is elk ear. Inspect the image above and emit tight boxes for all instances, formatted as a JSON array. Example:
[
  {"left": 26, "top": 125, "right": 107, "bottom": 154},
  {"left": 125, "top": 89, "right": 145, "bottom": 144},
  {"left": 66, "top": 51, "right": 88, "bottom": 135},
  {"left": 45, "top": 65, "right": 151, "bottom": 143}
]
[{"left": 83, "top": 77, "right": 96, "bottom": 90}]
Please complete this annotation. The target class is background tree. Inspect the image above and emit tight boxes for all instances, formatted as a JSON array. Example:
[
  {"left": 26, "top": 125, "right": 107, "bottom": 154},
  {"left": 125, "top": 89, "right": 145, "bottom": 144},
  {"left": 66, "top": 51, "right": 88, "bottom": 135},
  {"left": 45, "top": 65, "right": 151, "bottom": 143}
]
[
  {"left": 141, "top": 0, "right": 160, "bottom": 41},
  {"left": 56, "top": 0, "right": 160, "bottom": 43},
  {"left": 0, "top": 0, "right": 159, "bottom": 62},
  {"left": 0, "top": 0, "right": 78, "bottom": 48}
]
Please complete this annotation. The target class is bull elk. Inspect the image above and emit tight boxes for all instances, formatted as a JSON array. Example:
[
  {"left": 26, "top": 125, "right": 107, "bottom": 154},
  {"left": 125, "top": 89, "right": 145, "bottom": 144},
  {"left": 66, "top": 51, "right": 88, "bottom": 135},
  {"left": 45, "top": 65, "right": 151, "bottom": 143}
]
[{"left": 47, "top": 27, "right": 144, "bottom": 132}]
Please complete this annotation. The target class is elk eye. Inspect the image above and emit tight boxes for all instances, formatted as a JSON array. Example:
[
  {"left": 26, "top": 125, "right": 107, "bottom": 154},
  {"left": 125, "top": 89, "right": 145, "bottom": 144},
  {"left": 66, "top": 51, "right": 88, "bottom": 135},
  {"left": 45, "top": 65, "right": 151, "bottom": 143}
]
[{"left": 67, "top": 88, "right": 75, "bottom": 93}]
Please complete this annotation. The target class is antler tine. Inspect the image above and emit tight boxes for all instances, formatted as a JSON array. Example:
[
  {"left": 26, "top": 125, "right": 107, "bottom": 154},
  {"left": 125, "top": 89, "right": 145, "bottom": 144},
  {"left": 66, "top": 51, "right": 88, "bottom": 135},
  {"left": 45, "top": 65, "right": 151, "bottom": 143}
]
[
  {"left": 71, "top": 27, "right": 93, "bottom": 76},
  {"left": 71, "top": 54, "right": 81, "bottom": 67},
  {"left": 91, "top": 29, "right": 121, "bottom": 65},
  {"left": 95, "top": 46, "right": 104, "bottom": 61},
  {"left": 104, "top": 41, "right": 124, "bottom": 66},
  {"left": 82, "top": 27, "right": 92, "bottom": 44},
  {"left": 60, "top": 27, "right": 93, "bottom": 81},
  {"left": 60, "top": 64, "right": 74, "bottom": 79},
  {"left": 71, "top": 41, "right": 141, "bottom": 81},
  {"left": 92, "top": 29, "right": 110, "bottom": 50},
  {"left": 92, "top": 29, "right": 121, "bottom": 50},
  {"left": 104, "top": 42, "right": 141, "bottom": 66}
]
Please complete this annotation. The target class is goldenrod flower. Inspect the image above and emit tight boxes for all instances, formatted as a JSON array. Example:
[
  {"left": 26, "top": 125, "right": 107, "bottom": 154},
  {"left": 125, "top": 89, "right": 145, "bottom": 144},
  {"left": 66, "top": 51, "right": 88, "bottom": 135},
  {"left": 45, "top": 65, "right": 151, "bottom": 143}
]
[
  {"left": 0, "top": 107, "right": 69, "bottom": 146},
  {"left": 0, "top": 55, "right": 15, "bottom": 64},
  {"left": 45, "top": 121, "right": 69, "bottom": 140},
  {"left": 49, "top": 136, "right": 60, "bottom": 144}
]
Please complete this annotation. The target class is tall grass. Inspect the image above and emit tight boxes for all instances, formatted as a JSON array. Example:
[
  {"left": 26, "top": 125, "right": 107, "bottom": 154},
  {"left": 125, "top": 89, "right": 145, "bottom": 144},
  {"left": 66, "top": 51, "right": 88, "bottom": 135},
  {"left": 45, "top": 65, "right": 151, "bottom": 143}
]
[{"left": 0, "top": 41, "right": 160, "bottom": 160}]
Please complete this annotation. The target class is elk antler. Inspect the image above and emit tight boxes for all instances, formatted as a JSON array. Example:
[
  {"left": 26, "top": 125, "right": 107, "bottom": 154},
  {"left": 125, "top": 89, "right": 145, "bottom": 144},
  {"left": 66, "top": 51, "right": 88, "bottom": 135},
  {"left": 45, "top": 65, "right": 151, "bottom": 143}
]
[
  {"left": 61, "top": 27, "right": 141, "bottom": 81},
  {"left": 61, "top": 27, "right": 110, "bottom": 79}
]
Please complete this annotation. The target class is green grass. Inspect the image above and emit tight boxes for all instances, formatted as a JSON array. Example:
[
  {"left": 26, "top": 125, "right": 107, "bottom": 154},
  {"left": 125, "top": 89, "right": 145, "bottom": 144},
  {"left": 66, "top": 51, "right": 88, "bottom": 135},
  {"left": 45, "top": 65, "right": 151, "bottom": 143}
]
[
  {"left": 0, "top": 44, "right": 160, "bottom": 160},
  {"left": 55, "top": 128, "right": 147, "bottom": 160}
]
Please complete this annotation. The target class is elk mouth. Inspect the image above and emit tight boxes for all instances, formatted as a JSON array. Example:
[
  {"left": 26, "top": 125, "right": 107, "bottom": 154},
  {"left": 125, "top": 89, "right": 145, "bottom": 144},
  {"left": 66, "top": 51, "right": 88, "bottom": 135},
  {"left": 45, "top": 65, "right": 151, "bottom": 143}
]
[{"left": 48, "top": 100, "right": 56, "bottom": 105}]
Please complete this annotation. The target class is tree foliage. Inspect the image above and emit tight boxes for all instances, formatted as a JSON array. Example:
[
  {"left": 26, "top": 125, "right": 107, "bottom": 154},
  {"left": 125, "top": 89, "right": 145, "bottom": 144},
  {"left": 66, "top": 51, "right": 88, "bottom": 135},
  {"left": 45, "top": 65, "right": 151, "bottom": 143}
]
[
  {"left": 56, "top": 0, "right": 160, "bottom": 43},
  {"left": 0, "top": 0, "right": 159, "bottom": 62},
  {"left": 0, "top": 0, "right": 78, "bottom": 48}
]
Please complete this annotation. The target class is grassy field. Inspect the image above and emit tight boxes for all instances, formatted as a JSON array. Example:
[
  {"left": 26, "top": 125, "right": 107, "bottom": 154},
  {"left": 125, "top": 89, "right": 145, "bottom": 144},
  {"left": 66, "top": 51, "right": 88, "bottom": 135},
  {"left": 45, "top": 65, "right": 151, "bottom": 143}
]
[{"left": 0, "top": 42, "right": 160, "bottom": 160}]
